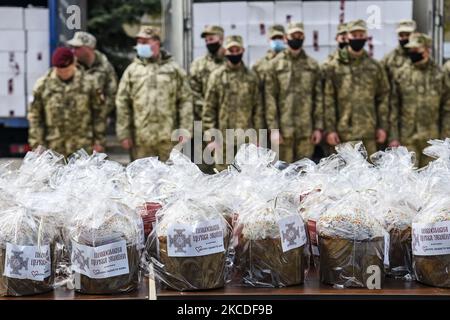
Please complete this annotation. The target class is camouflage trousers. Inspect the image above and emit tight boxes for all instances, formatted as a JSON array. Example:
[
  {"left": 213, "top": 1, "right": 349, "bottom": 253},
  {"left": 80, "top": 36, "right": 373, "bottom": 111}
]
[
  {"left": 277, "top": 137, "right": 314, "bottom": 163},
  {"left": 403, "top": 138, "right": 433, "bottom": 168},
  {"left": 130, "top": 142, "right": 175, "bottom": 162}
]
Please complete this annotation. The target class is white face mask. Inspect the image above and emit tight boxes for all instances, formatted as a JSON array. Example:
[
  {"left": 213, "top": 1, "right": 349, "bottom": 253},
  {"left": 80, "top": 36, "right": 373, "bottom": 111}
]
[{"left": 136, "top": 43, "right": 153, "bottom": 58}]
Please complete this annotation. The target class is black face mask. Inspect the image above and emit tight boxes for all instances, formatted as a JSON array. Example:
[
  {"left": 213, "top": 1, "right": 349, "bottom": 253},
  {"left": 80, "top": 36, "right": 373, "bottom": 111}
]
[
  {"left": 349, "top": 38, "right": 366, "bottom": 52},
  {"left": 409, "top": 51, "right": 424, "bottom": 63},
  {"left": 399, "top": 39, "right": 409, "bottom": 49},
  {"left": 287, "top": 38, "right": 303, "bottom": 50},
  {"left": 226, "top": 53, "right": 243, "bottom": 65},
  {"left": 207, "top": 42, "right": 221, "bottom": 55},
  {"left": 339, "top": 41, "right": 349, "bottom": 49}
]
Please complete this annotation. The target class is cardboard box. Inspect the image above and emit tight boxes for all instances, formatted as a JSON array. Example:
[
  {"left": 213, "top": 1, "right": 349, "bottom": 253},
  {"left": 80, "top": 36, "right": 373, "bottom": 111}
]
[
  {"left": 0, "top": 30, "right": 26, "bottom": 52},
  {"left": 303, "top": 1, "right": 329, "bottom": 24},
  {"left": 304, "top": 45, "right": 331, "bottom": 64},
  {"left": 383, "top": 1, "right": 413, "bottom": 23},
  {"left": 381, "top": 23, "right": 399, "bottom": 46},
  {"left": 248, "top": 23, "right": 271, "bottom": 46},
  {"left": 27, "top": 30, "right": 49, "bottom": 52},
  {"left": 26, "top": 50, "right": 49, "bottom": 75},
  {"left": 0, "top": 73, "right": 25, "bottom": 97},
  {"left": 248, "top": 45, "right": 269, "bottom": 67},
  {"left": 222, "top": 24, "right": 248, "bottom": 48},
  {"left": 247, "top": 1, "right": 274, "bottom": 24},
  {"left": 274, "top": 1, "right": 302, "bottom": 24},
  {"left": 304, "top": 24, "right": 331, "bottom": 46},
  {"left": 24, "top": 7, "right": 49, "bottom": 30},
  {"left": 220, "top": 2, "right": 248, "bottom": 25},
  {"left": 193, "top": 2, "right": 221, "bottom": 26},
  {"left": 0, "top": 95, "right": 26, "bottom": 117},
  {"left": 26, "top": 72, "right": 44, "bottom": 94},
  {"left": 0, "top": 52, "right": 26, "bottom": 75},
  {"left": 0, "top": 7, "right": 24, "bottom": 30}
]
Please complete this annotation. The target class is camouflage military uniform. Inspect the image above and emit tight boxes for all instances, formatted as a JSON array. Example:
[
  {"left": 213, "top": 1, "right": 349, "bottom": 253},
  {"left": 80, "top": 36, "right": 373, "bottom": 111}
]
[
  {"left": 203, "top": 36, "right": 262, "bottom": 170},
  {"left": 390, "top": 34, "right": 450, "bottom": 167},
  {"left": 78, "top": 50, "right": 118, "bottom": 115},
  {"left": 322, "top": 23, "right": 348, "bottom": 69},
  {"left": 441, "top": 60, "right": 450, "bottom": 138},
  {"left": 189, "top": 25, "right": 226, "bottom": 122},
  {"left": 67, "top": 31, "right": 118, "bottom": 116},
  {"left": 381, "top": 20, "right": 416, "bottom": 85},
  {"left": 265, "top": 49, "right": 324, "bottom": 162},
  {"left": 252, "top": 25, "right": 286, "bottom": 131},
  {"left": 115, "top": 50, "right": 193, "bottom": 161},
  {"left": 323, "top": 43, "right": 390, "bottom": 156},
  {"left": 28, "top": 68, "right": 107, "bottom": 156}
]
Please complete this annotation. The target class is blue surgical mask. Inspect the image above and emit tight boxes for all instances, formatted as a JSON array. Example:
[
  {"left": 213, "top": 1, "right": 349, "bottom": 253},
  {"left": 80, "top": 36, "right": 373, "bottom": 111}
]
[
  {"left": 270, "top": 39, "right": 285, "bottom": 53},
  {"left": 136, "top": 43, "right": 153, "bottom": 58}
]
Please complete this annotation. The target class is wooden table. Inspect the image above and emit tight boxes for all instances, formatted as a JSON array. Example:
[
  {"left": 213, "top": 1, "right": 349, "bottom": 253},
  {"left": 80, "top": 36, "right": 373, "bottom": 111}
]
[
  {"left": 157, "top": 270, "right": 450, "bottom": 300},
  {"left": 1, "top": 270, "right": 450, "bottom": 300}
]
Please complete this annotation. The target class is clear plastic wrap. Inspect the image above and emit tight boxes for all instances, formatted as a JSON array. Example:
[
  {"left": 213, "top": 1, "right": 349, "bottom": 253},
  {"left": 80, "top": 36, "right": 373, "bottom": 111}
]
[
  {"left": 371, "top": 147, "right": 419, "bottom": 280},
  {"left": 232, "top": 194, "right": 309, "bottom": 287},
  {"left": 67, "top": 200, "right": 142, "bottom": 294},
  {"left": 412, "top": 199, "right": 450, "bottom": 288},
  {"left": 0, "top": 206, "right": 59, "bottom": 296},
  {"left": 317, "top": 193, "right": 387, "bottom": 288},
  {"left": 412, "top": 139, "right": 450, "bottom": 287},
  {"left": 148, "top": 198, "right": 232, "bottom": 291}
]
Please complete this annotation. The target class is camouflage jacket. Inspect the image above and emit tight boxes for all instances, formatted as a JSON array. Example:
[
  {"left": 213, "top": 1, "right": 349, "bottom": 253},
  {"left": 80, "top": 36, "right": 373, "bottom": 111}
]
[
  {"left": 323, "top": 48, "right": 390, "bottom": 140},
  {"left": 189, "top": 52, "right": 226, "bottom": 121},
  {"left": 252, "top": 49, "right": 278, "bottom": 82},
  {"left": 390, "top": 59, "right": 450, "bottom": 141},
  {"left": 78, "top": 50, "right": 118, "bottom": 115},
  {"left": 442, "top": 60, "right": 450, "bottom": 138},
  {"left": 265, "top": 49, "right": 324, "bottom": 139},
  {"left": 203, "top": 63, "right": 262, "bottom": 133},
  {"left": 381, "top": 45, "right": 411, "bottom": 85},
  {"left": 252, "top": 49, "right": 280, "bottom": 130},
  {"left": 115, "top": 50, "right": 193, "bottom": 146},
  {"left": 27, "top": 68, "right": 107, "bottom": 156}
]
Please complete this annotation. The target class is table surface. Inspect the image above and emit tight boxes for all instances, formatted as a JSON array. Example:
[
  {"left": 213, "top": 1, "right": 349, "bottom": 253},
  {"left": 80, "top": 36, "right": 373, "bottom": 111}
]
[{"left": 1, "top": 270, "right": 450, "bottom": 300}]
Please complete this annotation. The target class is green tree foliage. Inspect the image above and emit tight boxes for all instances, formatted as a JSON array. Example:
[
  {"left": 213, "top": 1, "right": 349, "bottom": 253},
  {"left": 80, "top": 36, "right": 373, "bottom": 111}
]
[{"left": 87, "top": 0, "right": 161, "bottom": 76}]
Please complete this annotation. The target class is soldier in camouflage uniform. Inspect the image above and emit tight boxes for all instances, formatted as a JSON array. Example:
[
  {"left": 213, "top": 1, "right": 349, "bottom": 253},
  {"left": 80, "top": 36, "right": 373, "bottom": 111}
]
[
  {"left": 323, "top": 23, "right": 348, "bottom": 67},
  {"left": 116, "top": 26, "right": 193, "bottom": 161},
  {"left": 381, "top": 20, "right": 416, "bottom": 85},
  {"left": 67, "top": 31, "right": 118, "bottom": 116},
  {"left": 389, "top": 33, "right": 450, "bottom": 167},
  {"left": 203, "top": 35, "right": 262, "bottom": 171},
  {"left": 323, "top": 20, "right": 390, "bottom": 156},
  {"left": 264, "top": 22, "right": 324, "bottom": 163},
  {"left": 441, "top": 56, "right": 450, "bottom": 139},
  {"left": 28, "top": 47, "right": 107, "bottom": 156},
  {"left": 252, "top": 24, "right": 286, "bottom": 130},
  {"left": 189, "top": 25, "right": 226, "bottom": 121}
]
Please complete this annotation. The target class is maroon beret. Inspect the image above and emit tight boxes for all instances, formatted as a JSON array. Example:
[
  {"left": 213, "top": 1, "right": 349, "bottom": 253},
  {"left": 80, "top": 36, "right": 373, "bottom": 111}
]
[{"left": 52, "top": 47, "right": 74, "bottom": 68}]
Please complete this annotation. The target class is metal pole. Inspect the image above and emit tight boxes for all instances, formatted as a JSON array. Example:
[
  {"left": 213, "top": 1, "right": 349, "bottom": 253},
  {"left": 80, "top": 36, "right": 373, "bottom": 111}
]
[{"left": 48, "top": 0, "right": 59, "bottom": 59}]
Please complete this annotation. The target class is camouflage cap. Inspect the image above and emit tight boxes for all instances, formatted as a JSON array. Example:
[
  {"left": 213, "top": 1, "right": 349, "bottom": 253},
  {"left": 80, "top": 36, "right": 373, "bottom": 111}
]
[
  {"left": 396, "top": 20, "right": 416, "bottom": 34},
  {"left": 224, "top": 35, "right": 244, "bottom": 49},
  {"left": 347, "top": 19, "right": 367, "bottom": 32},
  {"left": 136, "top": 26, "right": 161, "bottom": 40},
  {"left": 67, "top": 31, "right": 97, "bottom": 48},
  {"left": 201, "top": 25, "right": 224, "bottom": 38},
  {"left": 405, "top": 32, "right": 432, "bottom": 49},
  {"left": 268, "top": 24, "right": 285, "bottom": 38},
  {"left": 336, "top": 23, "right": 348, "bottom": 35},
  {"left": 287, "top": 22, "right": 304, "bottom": 35}
]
